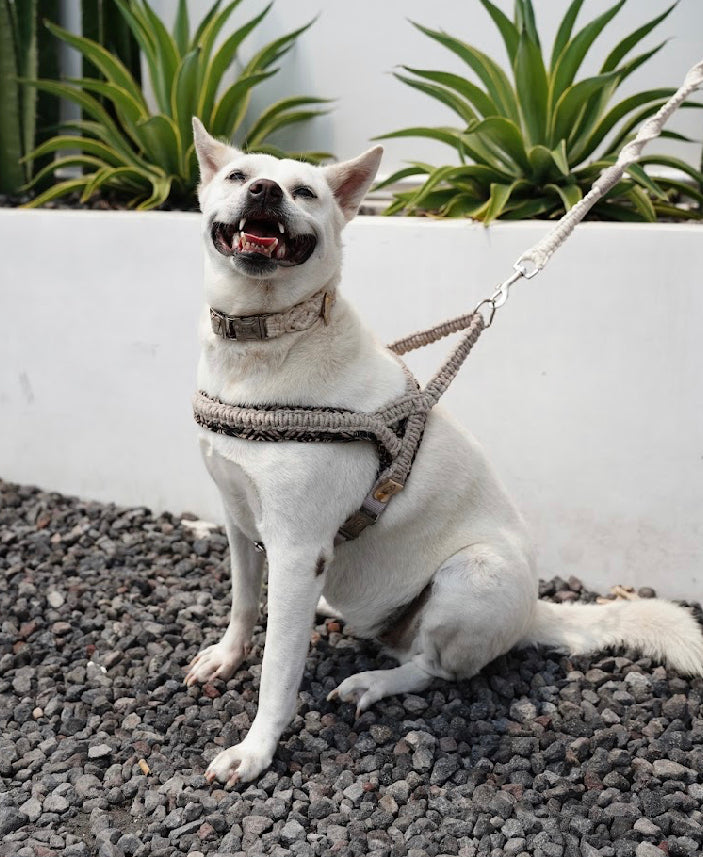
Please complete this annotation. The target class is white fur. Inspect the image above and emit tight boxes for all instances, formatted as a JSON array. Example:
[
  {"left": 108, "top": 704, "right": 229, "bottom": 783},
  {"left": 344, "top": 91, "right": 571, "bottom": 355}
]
[{"left": 185, "top": 119, "right": 703, "bottom": 786}]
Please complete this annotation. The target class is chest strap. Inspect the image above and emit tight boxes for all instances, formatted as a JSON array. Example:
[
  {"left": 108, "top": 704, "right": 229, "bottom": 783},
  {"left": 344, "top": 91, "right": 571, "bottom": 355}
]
[{"left": 193, "top": 370, "right": 427, "bottom": 545}]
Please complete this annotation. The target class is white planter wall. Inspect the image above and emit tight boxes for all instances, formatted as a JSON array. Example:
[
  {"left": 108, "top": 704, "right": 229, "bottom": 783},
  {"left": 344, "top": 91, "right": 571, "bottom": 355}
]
[{"left": 1, "top": 209, "right": 702, "bottom": 600}]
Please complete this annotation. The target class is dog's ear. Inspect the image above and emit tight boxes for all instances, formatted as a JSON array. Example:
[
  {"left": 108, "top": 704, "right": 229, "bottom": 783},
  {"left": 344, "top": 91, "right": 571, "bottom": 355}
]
[
  {"left": 324, "top": 146, "right": 383, "bottom": 222},
  {"left": 192, "top": 117, "right": 237, "bottom": 186}
]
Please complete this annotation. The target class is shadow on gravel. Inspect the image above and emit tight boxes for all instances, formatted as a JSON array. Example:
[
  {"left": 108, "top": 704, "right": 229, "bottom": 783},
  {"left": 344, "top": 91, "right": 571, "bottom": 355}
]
[{"left": 1, "top": 479, "right": 702, "bottom": 857}]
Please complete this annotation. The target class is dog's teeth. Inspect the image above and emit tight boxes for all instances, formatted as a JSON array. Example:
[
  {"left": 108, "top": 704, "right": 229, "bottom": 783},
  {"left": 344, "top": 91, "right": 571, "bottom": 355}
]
[
  {"left": 276, "top": 244, "right": 286, "bottom": 259},
  {"left": 277, "top": 222, "right": 285, "bottom": 234},
  {"left": 239, "top": 218, "right": 246, "bottom": 231}
]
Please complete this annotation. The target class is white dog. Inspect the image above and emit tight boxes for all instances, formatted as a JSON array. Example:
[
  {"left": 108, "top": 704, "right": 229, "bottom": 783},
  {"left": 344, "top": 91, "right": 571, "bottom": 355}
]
[{"left": 185, "top": 118, "right": 703, "bottom": 786}]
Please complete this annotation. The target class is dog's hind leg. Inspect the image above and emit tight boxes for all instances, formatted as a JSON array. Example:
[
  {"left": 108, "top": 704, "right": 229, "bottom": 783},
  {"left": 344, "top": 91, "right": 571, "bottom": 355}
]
[
  {"left": 328, "top": 543, "right": 536, "bottom": 714},
  {"left": 185, "top": 515, "right": 264, "bottom": 685},
  {"left": 328, "top": 657, "right": 440, "bottom": 717}
]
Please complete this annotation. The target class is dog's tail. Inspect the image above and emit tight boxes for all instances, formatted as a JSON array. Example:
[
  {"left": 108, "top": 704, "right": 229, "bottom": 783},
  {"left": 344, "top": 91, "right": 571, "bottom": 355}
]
[{"left": 521, "top": 597, "right": 703, "bottom": 676}]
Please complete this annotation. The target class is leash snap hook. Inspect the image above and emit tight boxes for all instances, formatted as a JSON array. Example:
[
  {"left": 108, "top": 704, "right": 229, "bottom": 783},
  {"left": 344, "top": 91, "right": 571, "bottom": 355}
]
[
  {"left": 474, "top": 266, "right": 526, "bottom": 328},
  {"left": 493, "top": 267, "right": 524, "bottom": 308}
]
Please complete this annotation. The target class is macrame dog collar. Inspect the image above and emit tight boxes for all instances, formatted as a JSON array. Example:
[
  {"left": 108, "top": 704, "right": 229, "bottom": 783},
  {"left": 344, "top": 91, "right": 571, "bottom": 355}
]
[{"left": 210, "top": 286, "right": 333, "bottom": 341}]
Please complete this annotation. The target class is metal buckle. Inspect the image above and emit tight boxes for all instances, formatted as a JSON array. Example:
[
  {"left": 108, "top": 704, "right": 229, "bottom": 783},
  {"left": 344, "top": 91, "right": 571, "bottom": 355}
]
[
  {"left": 210, "top": 308, "right": 226, "bottom": 337},
  {"left": 228, "top": 314, "right": 267, "bottom": 341}
]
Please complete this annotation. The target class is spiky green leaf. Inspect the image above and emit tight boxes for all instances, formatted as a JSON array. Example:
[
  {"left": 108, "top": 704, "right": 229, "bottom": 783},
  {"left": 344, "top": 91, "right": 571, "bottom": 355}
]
[
  {"left": 550, "top": 0, "right": 626, "bottom": 105},
  {"left": 514, "top": 23, "right": 548, "bottom": 145},
  {"left": 411, "top": 22, "right": 520, "bottom": 123}
]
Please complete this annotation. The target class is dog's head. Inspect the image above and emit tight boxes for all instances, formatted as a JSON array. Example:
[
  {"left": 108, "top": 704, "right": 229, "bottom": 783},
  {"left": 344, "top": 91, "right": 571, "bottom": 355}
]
[{"left": 192, "top": 118, "right": 382, "bottom": 310}]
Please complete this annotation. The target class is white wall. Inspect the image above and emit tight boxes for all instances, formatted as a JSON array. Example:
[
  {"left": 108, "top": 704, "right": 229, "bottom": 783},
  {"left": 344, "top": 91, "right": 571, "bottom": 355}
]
[
  {"left": 2, "top": 210, "right": 702, "bottom": 600},
  {"left": 142, "top": 0, "right": 703, "bottom": 178}
]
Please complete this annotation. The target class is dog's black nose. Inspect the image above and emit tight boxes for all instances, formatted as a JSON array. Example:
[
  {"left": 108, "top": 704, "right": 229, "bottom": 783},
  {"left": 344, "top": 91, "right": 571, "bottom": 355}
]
[{"left": 247, "top": 179, "right": 283, "bottom": 206}]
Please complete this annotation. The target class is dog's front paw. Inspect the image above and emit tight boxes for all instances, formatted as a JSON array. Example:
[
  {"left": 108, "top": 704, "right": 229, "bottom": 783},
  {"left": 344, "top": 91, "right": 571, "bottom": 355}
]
[
  {"left": 204, "top": 738, "right": 273, "bottom": 787},
  {"left": 185, "top": 640, "right": 249, "bottom": 686}
]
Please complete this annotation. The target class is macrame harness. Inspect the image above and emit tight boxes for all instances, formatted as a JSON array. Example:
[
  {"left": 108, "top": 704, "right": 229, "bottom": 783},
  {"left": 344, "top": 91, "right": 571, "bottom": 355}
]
[
  {"left": 193, "top": 59, "right": 703, "bottom": 549},
  {"left": 195, "top": 304, "right": 485, "bottom": 545}
]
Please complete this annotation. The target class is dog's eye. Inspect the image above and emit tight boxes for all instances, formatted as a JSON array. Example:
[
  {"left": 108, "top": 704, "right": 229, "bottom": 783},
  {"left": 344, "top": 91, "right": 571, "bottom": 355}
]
[
  {"left": 227, "top": 170, "right": 247, "bottom": 182},
  {"left": 293, "top": 185, "right": 316, "bottom": 199}
]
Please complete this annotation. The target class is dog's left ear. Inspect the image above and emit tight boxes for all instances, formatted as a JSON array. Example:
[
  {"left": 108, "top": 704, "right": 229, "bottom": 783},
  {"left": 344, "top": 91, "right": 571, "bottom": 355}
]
[
  {"left": 192, "top": 117, "right": 237, "bottom": 186},
  {"left": 324, "top": 146, "right": 383, "bottom": 222}
]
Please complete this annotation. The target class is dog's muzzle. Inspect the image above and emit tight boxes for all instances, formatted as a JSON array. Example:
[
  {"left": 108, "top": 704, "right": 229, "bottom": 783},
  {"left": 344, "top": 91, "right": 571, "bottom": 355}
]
[{"left": 211, "top": 209, "right": 316, "bottom": 268}]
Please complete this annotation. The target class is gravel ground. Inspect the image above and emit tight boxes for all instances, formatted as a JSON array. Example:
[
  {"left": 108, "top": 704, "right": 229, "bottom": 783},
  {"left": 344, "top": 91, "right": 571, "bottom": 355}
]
[{"left": 1, "top": 478, "right": 702, "bottom": 857}]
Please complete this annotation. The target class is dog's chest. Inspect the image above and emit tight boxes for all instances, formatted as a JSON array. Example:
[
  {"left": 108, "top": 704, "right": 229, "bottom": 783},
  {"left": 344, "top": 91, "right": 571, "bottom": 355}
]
[{"left": 198, "top": 427, "right": 379, "bottom": 545}]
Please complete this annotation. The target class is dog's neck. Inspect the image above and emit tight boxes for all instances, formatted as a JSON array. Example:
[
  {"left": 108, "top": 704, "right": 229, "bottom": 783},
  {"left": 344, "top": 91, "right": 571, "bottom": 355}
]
[{"left": 198, "top": 276, "right": 373, "bottom": 403}]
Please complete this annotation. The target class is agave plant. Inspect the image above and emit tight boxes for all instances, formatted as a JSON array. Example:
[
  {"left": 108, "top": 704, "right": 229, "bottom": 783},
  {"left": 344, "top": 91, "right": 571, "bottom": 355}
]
[
  {"left": 377, "top": 0, "right": 703, "bottom": 222},
  {"left": 23, "top": 0, "right": 331, "bottom": 209}
]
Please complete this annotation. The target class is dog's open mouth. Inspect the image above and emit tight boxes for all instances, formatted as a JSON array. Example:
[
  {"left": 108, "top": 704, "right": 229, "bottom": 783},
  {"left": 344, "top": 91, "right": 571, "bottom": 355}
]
[{"left": 212, "top": 216, "right": 316, "bottom": 267}]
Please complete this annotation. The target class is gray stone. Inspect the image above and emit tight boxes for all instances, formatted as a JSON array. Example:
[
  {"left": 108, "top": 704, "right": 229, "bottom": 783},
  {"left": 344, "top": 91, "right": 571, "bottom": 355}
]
[
  {"left": 405, "top": 730, "right": 436, "bottom": 749},
  {"left": 48, "top": 589, "right": 65, "bottom": 607},
  {"left": 280, "top": 819, "right": 305, "bottom": 844},
  {"left": 116, "top": 833, "right": 141, "bottom": 856},
  {"left": 342, "top": 783, "right": 364, "bottom": 803},
  {"left": 88, "top": 743, "right": 113, "bottom": 759},
  {"left": 386, "top": 780, "right": 409, "bottom": 803},
  {"left": 98, "top": 843, "right": 125, "bottom": 857},
  {"left": 633, "top": 818, "right": 660, "bottom": 836},
  {"left": 430, "top": 754, "right": 459, "bottom": 785},
  {"left": 0, "top": 805, "right": 27, "bottom": 834},
  {"left": 652, "top": 759, "right": 695, "bottom": 782},
  {"left": 19, "top": 796, "right": 41, "bottom": 823},
  {"left": 308, "top": 798, "right": 333, "bottom": 819},
  {"left": 75, "top": 774, "right": 102, "bottom": 798},
  {"left": 662, "top": 694, "right": 687, "bottom": 719},
  {"left": 12, "top": 667, "right": 34, "bottom": 695},
  {"left": 509, "top": 699, "right": 538, "bottom": 722},
  {"left": 43, "top": 793, "right": 70, "bottom": 813},
  {"left": 412, "top": 746, "right": 434, "bottom": 772},
  {"left": 242, "top": 815, "right": 273, "bottom": 836}
]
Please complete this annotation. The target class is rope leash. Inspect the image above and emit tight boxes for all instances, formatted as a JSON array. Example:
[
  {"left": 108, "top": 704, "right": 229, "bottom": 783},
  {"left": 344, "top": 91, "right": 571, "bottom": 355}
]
[{"left": 195, "top": 58, "right": 703, "bottom": 547}]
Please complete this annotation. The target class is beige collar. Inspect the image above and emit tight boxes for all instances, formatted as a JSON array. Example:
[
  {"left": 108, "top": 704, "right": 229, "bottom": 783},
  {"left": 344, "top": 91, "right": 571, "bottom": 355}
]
[{"left": 209, "top": 287, "right": 333, "bottom": 342}]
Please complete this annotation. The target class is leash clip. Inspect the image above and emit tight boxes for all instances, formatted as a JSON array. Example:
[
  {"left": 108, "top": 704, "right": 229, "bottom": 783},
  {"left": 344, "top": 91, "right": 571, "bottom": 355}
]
[{"left": 473, "top": 265, "right": 526, "bottom": 328}]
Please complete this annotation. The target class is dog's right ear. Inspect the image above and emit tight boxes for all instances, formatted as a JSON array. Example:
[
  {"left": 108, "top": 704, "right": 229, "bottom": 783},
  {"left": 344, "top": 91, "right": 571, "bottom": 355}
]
[
  {"left": 324, "top": 146, "right": 383, "bottom": 222},
  {"left": 192, "top": 117, "right": 237, "bottom": 186}
]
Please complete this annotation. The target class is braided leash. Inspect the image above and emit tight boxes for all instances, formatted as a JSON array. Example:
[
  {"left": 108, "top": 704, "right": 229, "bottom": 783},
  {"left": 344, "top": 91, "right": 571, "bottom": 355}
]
[{"left": 194, "top": 58, "right": 703, "bottom": 546}]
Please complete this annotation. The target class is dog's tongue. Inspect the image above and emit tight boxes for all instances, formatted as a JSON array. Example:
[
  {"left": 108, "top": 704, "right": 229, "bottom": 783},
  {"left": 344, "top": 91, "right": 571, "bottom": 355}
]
[{"left": 239, "top": 231, "right": 279, "bottom": 256}]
